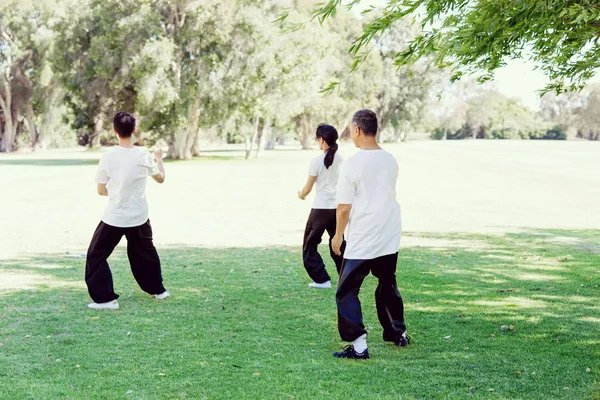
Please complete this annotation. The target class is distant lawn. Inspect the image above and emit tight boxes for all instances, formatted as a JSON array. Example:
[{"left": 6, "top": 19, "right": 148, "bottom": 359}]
[{"left": 1, "top": 230, "right": 599, "bottom": 399}]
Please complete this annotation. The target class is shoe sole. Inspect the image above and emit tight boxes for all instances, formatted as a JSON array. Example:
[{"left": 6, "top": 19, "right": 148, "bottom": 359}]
[{"left": 87, "top": 306, "right": 119, "bottom": 310}]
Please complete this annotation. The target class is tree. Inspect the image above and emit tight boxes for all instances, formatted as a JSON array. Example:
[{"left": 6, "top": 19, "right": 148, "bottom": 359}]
[
  {"left": 370, "top": 19, "right": 435, "bottom": 142},
  {"left": 0, "top": 0, "right": 59, "bottom": 152},
  {"left": 53, "top": 0, "right": 164, "bottom": 148},
  {"left": 313, "top": 1, "right": 600, "bottom": 94},
  {"left": 429, "top": 82, "right": 543, "bottom": 140},
  {"left": 539, "top": 91, "right": 584, "bottom": 138},
  {"left": 574, "top": 84, "right": 600, "bottom": 140}
]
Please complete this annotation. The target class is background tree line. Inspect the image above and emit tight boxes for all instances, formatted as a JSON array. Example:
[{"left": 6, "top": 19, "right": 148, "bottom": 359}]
[{"left": 0, "top": 0, "right": 596, "bottom": 158}]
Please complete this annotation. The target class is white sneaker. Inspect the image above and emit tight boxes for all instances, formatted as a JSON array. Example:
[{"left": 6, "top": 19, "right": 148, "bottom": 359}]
[
  {"left": 155, "top": 291, "right": 170, "bottom": 300},
  {"left": 308, "top": 281, "right": 332, "bottom": 289},
  {"left": 88, "top": 300, "right": 119, "bottom": 310}
]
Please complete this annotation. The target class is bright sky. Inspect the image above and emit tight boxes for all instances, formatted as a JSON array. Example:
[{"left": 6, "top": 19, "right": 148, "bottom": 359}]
[{"left": 348, "top": 0, "right": 594, "bottom": 111}]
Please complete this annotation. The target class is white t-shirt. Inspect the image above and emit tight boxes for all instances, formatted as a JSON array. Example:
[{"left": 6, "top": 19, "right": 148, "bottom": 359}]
[
  {"left": 336, "top": 149, "right": 402, "bottom": 260},
  {"left": 95, "top": 146, "right": 159, "bottom": 228},
  {"left": 308, "top": 152, "right": 343, "bottom": 209}
]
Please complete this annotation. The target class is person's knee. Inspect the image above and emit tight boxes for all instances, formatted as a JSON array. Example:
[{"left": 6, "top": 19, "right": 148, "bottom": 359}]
[{"left": 336, "top": 287, "right": 347, "bottom": 301}]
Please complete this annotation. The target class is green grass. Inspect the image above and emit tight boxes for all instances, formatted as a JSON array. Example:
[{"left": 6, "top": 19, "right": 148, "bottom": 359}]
[{"left": 1, "top": 230, "right": 599, "bottom": 399}]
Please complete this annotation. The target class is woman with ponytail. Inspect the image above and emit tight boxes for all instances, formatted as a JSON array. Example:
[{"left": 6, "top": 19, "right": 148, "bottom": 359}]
[{"left": 297, "top": 124, "right": 345, "bottom": 288}]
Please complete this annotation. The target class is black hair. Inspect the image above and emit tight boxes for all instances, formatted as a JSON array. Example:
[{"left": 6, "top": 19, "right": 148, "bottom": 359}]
[
  {"left": 113, "top": 112, "right": 136, "bottom": 138},
  {"left": 316, "top": 124, "right": 339, "bottom": 169},
  {"left": 352, "top": 109, "right": 378, "bottom": 136}
]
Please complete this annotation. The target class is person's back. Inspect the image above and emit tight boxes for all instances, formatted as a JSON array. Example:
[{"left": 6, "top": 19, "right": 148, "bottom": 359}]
[
  {"left": 342, "top": 149, "right": 401, "bottom": 260},
  {"left": 99, "top": 146, "right": 157, "bottom": 227},
  {"left": 311, "top": 151, "right": 343, "bottom": 209},
  {"left": 85, "top": 112, "right": 168, "bottom": 310},
  {"left": 331, "top": 109, "right": 408, "bottom": 360}
]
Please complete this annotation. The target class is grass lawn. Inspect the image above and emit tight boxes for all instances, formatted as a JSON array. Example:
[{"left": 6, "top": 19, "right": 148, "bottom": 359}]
[{"left": 1, "top": 230, "right": 599, "bottom": 399}]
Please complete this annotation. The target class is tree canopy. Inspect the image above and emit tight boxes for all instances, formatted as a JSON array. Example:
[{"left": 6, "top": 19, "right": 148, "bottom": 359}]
[{"left": 314, "top": 0, "right": 600, "bottom": 94}]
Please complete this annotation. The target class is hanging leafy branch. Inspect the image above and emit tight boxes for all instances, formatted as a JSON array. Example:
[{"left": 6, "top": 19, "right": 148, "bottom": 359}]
[{"left": 313, "top": 0, "right": 600, "bottom": 95}]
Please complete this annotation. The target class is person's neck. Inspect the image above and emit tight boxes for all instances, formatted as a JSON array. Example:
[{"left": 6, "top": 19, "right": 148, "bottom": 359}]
[
  {"left": 360, "top": 137, "right": 381, "bottom": 150},
  {"left": 118, "top": 137, "right": 134, "bottom": 148}
]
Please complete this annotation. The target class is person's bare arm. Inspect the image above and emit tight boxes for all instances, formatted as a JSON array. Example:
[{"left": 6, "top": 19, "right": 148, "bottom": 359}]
[
  {"left": 297, "top": 175, "right": 317, "bottom": 200},
  {"left": 151, "top": 149, "right": 166, "bottom": 184},
  {"left": 97, "top": 183, "right": 108, "bottom": 196},
  {"left": 332, "top": 204, "right": 352, "bottom": 255}
]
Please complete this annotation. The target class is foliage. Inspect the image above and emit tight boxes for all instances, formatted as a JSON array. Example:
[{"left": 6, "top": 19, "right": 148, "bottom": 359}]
[
  {"left": 0, "top": 0, "right": 440, "bottom": 155},
  {"left": 313, "top": 0, "right": 600, "bottom": 94}
]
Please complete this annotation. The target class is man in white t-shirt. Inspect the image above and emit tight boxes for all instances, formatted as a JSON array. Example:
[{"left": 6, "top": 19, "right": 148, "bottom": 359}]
[
  {"left": 85, "top": 112, "right": 169, "bottom": 310},
  {"left": 331, "top": 109, "right": 409, "bottom": 359}
]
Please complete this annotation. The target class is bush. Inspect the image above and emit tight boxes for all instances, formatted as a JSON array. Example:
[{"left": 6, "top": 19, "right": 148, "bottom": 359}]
[
  {"left": 430, "top": 124, "right": 474, "bottom": 140},
  {"left": 448, "top": 124, "right": 473, "bottom": 140},
  {"left": 430, "top": 127, "right": 448, "bottom": 140},
  {"left": 489, "top": 129, "right": 516, "bottom": 139},
  {"left": 527, "top": 125, "right": 567, "bottom": 140},
  {"left": 541, "top": 126, "right": 567, "bottom": 140}
]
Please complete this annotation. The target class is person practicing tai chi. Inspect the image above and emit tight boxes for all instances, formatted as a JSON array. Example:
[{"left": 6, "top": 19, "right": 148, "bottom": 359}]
[
  {"left": 331, "top": 109, "right": 409, "bottom": 359},
  {"left": 85, "top": 112, "right": 169, "bottom": 310},
  {"left": 297, "top": 124, "right": 345, "bottom": 289}
]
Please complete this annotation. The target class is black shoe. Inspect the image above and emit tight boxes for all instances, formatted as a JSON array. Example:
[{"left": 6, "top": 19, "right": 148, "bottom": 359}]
[
  {"left": 333, "top": 345, "right": 370, "bottom": 359},
  {"left": 394, "top": 332, "right": 410, "bottom": 347}
]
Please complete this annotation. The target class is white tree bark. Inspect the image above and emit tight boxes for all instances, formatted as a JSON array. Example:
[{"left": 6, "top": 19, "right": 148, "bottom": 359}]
[
  {"left": 26, "top": 104, "right": 38, "bottom": 149},
  {"left": 0, "top": 84, "right": 15, "bottom": 153},
  {"left": 299, "top": 116, "right": 312, "bottom": 150},
  {"left": 245, "top": 116, "right": 259, "bottom": 160},
  {"left": 255, "top": 117, "right": 271, "bottom": 158}
]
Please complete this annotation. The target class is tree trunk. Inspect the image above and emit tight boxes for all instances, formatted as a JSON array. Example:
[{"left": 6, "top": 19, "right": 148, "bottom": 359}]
[
  {"left": 171, "top": 127, "right": 196, "bottom": 159},
  {"left": 277, "top": 131, "right": 285, "bottom": 146},
  {"left": 0, "top": 115, "right": 13, "bottom": 152},
  {"left": 266, "top": 131, "right": 277, "bottom": 150},
  {"left": 191, "top": 127, "right": 202, "bottom": 157},
  {"left": 89, "top": 114, "right": 104, "bottom": 148},
  {"left": 255, "top": 117, "right": 271, "bottom": 158},
  {"left": 340, "top": 124, "right": 351, "bottom": 141},
  {"left": 245, "top": 117, "right": 259, "bottom": 160},
  {"left": 170, "top": 98, "right": 202, "bottom": 159},
  {"left": 299, "top": 116, "right": 313, "bottom": 150},
  {"left": 26, "top": 104, "right": 39, "bottom": 150},
  {"left": 0, "top": 82, "right": 14, "bottom": 152},
  {"left": 1, "top": 105, "right": 19, "bottom": 153}
]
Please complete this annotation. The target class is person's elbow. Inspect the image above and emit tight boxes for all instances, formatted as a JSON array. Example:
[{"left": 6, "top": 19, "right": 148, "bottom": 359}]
[
  {"left": 338, "top": 204, "right": 352, "bottom": 213},
  {"left": 97, "top": 184, "right": 108, "bottom": 196},
  {"left": 153, "top": 173, "right": 165, "bottom": 184}
]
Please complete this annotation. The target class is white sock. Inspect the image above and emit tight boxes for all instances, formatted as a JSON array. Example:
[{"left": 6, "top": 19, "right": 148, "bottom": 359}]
[{"left": 352, "top": 334, "right": 368, "bottom": 353}]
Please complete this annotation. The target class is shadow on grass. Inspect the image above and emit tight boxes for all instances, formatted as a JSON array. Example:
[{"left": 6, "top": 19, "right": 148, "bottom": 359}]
[{"left": 0, "top": 230, "right": 599, "bottom": 399}]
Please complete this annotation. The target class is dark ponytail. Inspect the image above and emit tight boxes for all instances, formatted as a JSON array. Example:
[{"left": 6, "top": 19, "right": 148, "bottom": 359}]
[{"left": 316, "top": 124, "right": 339, "bottom": 169}]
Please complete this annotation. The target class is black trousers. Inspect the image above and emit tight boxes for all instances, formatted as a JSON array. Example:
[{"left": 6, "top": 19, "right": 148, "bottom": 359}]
[
  {"left": 336, "top": 252, "right": 406, "bottom": 342},
  {"left": 85, "top": 220, "right": 166, "bottom": 303},
  {"left": 302, "top": 208, "right": 345, "bottom": 284}
]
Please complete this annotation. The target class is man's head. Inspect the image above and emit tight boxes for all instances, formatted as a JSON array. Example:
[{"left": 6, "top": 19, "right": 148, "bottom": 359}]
[
  {"left": 351, "top": 109, "right": 378, "bottom": 147},
  {"left": 113, "top": 112, "right": 136, "bottom": 138}
]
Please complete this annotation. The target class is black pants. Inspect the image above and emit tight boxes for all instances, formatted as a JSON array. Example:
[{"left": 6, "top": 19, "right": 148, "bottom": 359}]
[
  {"left": 302, "top": 209, "right": 345, "bottom": 284},
  {"left": 85, "top": 220, "right": 166, "bottom": 303},
  {"left": 336, "top": 253, "right": 406, "bottom": 342}
]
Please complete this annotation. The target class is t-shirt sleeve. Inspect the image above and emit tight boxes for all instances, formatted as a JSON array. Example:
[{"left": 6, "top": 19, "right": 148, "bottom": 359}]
[
  {"left": 308, "top": 157, "right": 321, "bottom": 177},
  {"left": 95, "top": 155, "right": 109, "bottom": 184},
  {"left": 336, "top": 162, "right": 356, "bottom": 204},
  {"left": 145, "top": 151, "right": 159, "bottom": 177}
]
